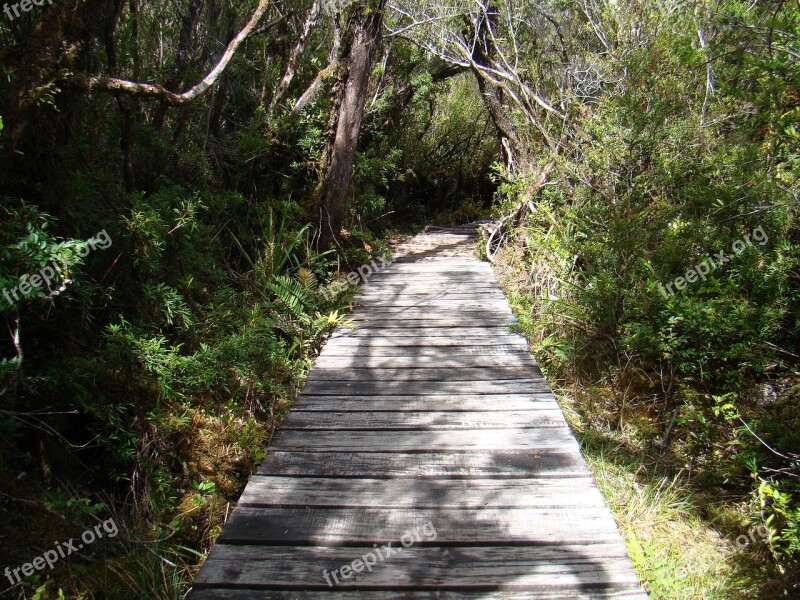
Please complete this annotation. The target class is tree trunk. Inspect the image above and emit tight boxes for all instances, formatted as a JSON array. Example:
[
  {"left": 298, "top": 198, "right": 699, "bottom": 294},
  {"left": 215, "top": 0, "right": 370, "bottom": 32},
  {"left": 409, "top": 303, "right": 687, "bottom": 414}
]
[
  {"left": 151, "top": 0, "right": 206, "bottom": 131},
  {"left": 466, "top": 3, "right": 527, "bottom": 175},
  {"left": 269, "top": 0, "right": 322, "bottom": 113},
  {"left": 315, "top": 0, "right": 386, "bottom": 250}
]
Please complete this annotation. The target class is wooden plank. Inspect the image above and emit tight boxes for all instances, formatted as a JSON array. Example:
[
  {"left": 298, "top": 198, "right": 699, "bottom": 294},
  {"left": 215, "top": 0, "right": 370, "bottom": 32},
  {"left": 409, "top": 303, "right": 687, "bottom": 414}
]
[
  {"left": 361, "top": 276, "right": 496, "bottom": 283},
  {"left": 355, "top": 292, "right": 508, "bottom": 300},
  {"left": 217, "top": 506, "right": 623, "bottom": 545},
  {"left": 300, "top": 380, "right": 549, "bottom": 396},
  {"left": 280, "top": 410, "right": 567, "bottom": 430},
  {"left": 362, "top": 279, "right": 499, "bottom": 286},
  {"left": 375, "top": 262, "right": 489, "bottom": 269},
  {"left": 346, "top": 316, "right": 514, "bottom": 324},
  {"left": 366, "top": 270, "right": 492, "bottom": 277},
  {"left": 237, "top": 477, "right": 603, "bottom": 508},
  {"left": 345, "top": 316, "right": 514, "bottom": 326},
  {"left": 350, "top": 302, "right": 509, "bottom": 310},
  {"left": 358, "top": 285, "right": 502, "bottom": 293},
  {"left": 371, "top": 265, "right": 491, "bottom": 273},
  {"left": 348, "top": 309, "right": 512, "bottom": 316},
  {"left": 191, "top": 589, "right": 648, "bottom": 599},
  {"left": 318, "top": 345, "right": 534, "bottom": 357},
  {"left": 353, "top": 300, "right": 510, "bottom": 313},
  {"left": 361, "top": 274, "right": 493, "bottom": 281},
  {"left": 330, "top": 325, "right": 520, "bottom": 334},
  {"left": 193, "top": 544, "right": 641, "bottom": 591},
  {"left": 305, "top": 367, "right": 543, "bottom": 382},
  {"left": 323, "top": 337, "right": 527, "bottom": 347},
  {"left": 258, "top": 450, "right": 590, "bottom": 478},
  {"left": 326, "top": 340, "right": 528, "bottom": 352},
  {"left": 269, "top": 428, "right": 578, "bottom": 451},
  {"left": 351, "top": 299, "right": 508, "bottom": 307},
  {"left": 344, "top": 319, "right": 516, "bottom": 328},
  {"left": 312, "top": 354, "right": 536, "bottom": 368},
  {"left": 291, "top": 395, "right": 557, "bottom": 412},
  {"left": 354, "top": 299, "right": 507, "bottom": 306},
  {"left": 329, "top": 327, "right": 521, "bottom": 337},
  {"left": 361, "top": 277, "right": 495, "bottom": 284}
]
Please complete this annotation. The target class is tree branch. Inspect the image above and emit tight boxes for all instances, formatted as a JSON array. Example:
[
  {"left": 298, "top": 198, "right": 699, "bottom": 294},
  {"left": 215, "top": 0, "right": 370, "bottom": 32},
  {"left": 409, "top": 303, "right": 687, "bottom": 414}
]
[{"left": 69, "top": 0, "right": 274, "bottom": 105}]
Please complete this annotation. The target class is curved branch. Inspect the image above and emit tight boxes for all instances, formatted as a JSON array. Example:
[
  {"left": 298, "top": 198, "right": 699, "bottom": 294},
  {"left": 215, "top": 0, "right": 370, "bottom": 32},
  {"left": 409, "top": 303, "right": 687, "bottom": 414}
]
[{"left": 69, "top": 0, "right": 274, "bottom": 105}]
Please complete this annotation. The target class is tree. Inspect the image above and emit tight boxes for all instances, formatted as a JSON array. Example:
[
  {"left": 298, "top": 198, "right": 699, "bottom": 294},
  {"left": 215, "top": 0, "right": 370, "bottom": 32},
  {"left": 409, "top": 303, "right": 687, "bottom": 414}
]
[
  {"left": 315, "top": 0, "right": 388, "bottom": 249},
  {"left": 0, "top": 0, "right": 276, "bottom": 151}
]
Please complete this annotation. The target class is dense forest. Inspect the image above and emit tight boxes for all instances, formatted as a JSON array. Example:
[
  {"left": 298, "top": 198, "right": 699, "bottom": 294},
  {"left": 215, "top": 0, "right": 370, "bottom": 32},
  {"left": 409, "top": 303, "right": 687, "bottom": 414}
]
[{"left": 0, "top": 0, "right": 798, "bottom": 598}]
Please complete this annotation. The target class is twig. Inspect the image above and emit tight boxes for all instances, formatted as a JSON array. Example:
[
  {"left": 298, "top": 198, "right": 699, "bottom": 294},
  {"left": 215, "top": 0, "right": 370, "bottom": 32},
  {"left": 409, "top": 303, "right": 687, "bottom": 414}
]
[
  {"left": 763, "top": 340, "right": 800, "bottom": 359},
  {"left": 739, "top": 417, "right": 800, "bottom": 462}
]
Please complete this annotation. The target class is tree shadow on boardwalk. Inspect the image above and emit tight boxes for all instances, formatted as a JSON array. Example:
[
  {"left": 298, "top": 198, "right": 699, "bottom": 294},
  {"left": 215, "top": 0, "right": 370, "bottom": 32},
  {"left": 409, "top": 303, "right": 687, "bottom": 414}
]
[{"left": 189, "top": 228, "right": 647, "bottom": 599}]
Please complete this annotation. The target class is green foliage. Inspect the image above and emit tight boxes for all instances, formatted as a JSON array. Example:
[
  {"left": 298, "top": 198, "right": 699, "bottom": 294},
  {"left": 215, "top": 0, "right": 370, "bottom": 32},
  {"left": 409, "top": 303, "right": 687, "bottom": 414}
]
[
  {"left": 494, "top": 0, "right": 800, "bottom": 587},
  {"left": 0, "top": 201, "right": 93, "bottom": 311}
]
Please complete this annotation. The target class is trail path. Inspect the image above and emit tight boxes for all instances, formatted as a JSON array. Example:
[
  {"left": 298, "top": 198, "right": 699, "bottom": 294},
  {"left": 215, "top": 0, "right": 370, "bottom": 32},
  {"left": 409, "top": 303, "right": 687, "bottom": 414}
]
[{"left": 191, "top": 225, "right": 647, "bottom": 599}]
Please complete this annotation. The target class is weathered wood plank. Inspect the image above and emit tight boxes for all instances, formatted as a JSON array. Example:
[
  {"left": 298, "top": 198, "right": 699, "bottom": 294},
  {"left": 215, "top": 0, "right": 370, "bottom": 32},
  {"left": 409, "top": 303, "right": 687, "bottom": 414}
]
[
  {"left": 328, "top": 326, "right": 522, "bottom": 337},
  {"left": 351, "top": 308, "right": 510, "bottom": 317},
  {"left": 318, "top": 345, "right": 534, "bottom": 357},
  {"left": 355, "top": 292, "right": 508, "bottom": 300},
  {"left": 362, "top": 280, "right": 495, "bottom": 287},
  {"left": 193, "top": 544, "right": 641, "bottom": 591},
  {"left": 344, "top": 319, "right": 517, "bottom": 328},
  {"left": 191, "top": 589, "right": 648, "bottom": 599},
  {"left": 280, "top": 410, "right": 567, "bottom": 430},
  {"left": 371, "top": 265, "right": 490, "bottom": 272},
  {"left": 237, "top": 477, "right": 603, "bottom": 509},
  {"left": 368, "top": 264, "right": 490, "bottom": 270},
  {"left": 312, "top": 354, "right": 537, "bottom": 368},
  {"left": 258, "top": 450, "right": 590, "bottom": 478},
  {"left": 305, "top": 367, "right": 542, "bottom": 382},
  {"left": 301, "top": 380, "right": 549, "bottom": 395},
  {"left": 218, "top": 507, "right": 623, "bottom": 545},
  {"left": 351, "top": 301, "right": 511, "bottom": 310},
  {"left": 322, "top": 341, "right": 525, "bottom": 350},
  {"left": 346, "top": 318, "right": 514, "bottom": 326},
  {"left": 326, "top": 340, "right": 527, "bottom": 352},
  {"left": 269, "top": 428, "right": 578, "bottom": 451},
  {"left": 358, "top": 285, "right": 502, "bottom": 294},
  {"left": 291, "top": 395, "right": 557, "bottom": 412},
  {"left": 365, "top": 273, "right": 493, "bottom": 280}
]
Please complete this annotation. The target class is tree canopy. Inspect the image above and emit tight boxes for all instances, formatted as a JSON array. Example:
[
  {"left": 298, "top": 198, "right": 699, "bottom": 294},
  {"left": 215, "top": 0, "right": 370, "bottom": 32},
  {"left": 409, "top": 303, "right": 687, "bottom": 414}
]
[{"left": 0, "top": 0, "right": 798, "bottom": 597}]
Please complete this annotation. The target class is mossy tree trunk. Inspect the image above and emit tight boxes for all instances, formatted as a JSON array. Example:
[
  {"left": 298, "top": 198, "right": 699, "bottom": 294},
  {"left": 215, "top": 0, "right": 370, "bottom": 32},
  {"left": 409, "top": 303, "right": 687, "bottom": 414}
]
[{"left": 315, "top": 0, "right": 386, "bottom": 250}]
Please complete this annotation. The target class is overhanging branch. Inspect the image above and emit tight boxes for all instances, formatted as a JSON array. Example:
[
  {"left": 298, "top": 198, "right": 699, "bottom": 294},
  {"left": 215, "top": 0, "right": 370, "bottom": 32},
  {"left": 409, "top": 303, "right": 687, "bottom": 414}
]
[{"left": 69, "top": 1, "right": 276, "bottom": 105}]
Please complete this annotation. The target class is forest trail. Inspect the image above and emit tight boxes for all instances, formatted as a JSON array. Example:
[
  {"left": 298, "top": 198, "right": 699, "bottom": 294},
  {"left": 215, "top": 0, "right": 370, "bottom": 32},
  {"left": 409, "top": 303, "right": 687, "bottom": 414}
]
[{"left": 190, "top": 226, "right": 647, "bottom": 599}]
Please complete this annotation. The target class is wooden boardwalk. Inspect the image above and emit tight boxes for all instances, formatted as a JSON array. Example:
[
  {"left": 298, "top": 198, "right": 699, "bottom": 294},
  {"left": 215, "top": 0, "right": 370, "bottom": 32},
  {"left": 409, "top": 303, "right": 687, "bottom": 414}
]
[{"left": 191, "top": 226, "right": 647, "bottom": 599}]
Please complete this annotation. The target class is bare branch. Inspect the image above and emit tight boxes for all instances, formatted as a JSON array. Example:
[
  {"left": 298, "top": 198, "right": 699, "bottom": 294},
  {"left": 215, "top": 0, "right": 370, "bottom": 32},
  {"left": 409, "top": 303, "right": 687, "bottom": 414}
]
[
  {"left": 270, "top": 0, "right": 322, "bottom": 111},
  {"left": 70, "top": 0, "right": 274, "bottom": 105}
]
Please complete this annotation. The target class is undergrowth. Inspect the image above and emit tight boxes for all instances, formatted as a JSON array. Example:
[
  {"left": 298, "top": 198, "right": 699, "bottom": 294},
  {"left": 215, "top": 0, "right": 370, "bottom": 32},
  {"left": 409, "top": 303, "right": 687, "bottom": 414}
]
[{"left": 0, "top": 197, "right": 384, "bottom": 599}]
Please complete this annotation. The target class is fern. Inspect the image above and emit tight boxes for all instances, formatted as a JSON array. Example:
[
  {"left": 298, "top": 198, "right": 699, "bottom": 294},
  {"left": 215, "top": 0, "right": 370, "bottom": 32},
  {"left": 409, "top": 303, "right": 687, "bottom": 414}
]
[
  {"left": 294, "top": 267, "right": 318, "bottom": 293},
  {"left": 268, "top": 274, "right": 313, "bottom": 324}
]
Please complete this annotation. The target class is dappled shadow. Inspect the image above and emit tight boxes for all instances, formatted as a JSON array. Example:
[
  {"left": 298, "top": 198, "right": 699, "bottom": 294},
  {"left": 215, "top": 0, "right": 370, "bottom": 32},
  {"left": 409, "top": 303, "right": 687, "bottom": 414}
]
[{"left": 189, "top": 229, "right": 647, "bottom": 599}]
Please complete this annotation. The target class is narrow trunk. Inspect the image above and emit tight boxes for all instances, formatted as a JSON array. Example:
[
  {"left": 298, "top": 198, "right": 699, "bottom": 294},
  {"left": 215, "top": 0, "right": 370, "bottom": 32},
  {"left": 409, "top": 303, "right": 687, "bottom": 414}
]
[
  {"left": 473, "top": 70, "right": 524, "bottom": 173},
  {"left": 467, "top": 3, "right": 527, "bottom": 175},
  {"left": 315, "top": 0, "right": 386, "bottom": 250},
  {"left": 269, "top": 0, "right": 322, "bottom": 113},
  {"left": 151, "top": 0, "right": 206, "bottom": 131}
]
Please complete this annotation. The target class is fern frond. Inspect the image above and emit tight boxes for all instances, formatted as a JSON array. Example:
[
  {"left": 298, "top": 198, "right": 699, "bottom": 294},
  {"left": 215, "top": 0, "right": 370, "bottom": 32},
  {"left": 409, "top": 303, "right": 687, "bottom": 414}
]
[
  {"left": 268, "top": 274, "right": 313, "bottom": 323},
  {"left": 294, "top": 267, "right": 318, "bottom": 293}
]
